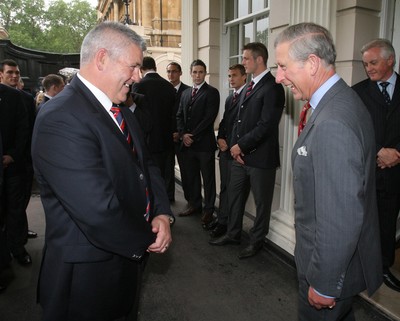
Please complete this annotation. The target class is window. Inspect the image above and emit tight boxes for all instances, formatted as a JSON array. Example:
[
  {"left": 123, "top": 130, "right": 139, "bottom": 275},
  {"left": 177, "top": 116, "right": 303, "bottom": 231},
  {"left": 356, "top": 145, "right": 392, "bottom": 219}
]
[{"left": 224, "top": 0, "right": 270, "bottom": 65}]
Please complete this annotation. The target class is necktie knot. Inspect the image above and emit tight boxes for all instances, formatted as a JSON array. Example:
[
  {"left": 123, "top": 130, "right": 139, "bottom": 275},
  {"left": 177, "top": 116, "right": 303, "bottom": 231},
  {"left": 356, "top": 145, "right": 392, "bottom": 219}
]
[
  {"left": 192, "top": 87, "right": 198, "bottom": 98},
  {"left": 110, "top": 104, "right": 132, "bottom": 145},
  {"left": 232, "top": 91, "right": 239, "bottom": 104},
  {"left": 246, "top": 81, "right": 254, "bottom": 96},
  {"left": 379, "top": 82, "right": 391, "bottom": 106},
  {"left": 298, "top": 102, "right": 311, "bottom": 136}
]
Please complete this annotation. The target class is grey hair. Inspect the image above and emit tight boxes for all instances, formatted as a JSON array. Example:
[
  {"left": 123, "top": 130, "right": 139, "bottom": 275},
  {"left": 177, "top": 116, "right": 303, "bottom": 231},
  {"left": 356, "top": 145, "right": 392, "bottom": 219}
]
[
  {"left": 274, "top": 22, "right": 336, "bottom": 67},
  {"left": 361, "top": 38, "right": 396, "bottom": 65},
  {"left": 80, "top": 21, "right": 146, "bottom": 66}
]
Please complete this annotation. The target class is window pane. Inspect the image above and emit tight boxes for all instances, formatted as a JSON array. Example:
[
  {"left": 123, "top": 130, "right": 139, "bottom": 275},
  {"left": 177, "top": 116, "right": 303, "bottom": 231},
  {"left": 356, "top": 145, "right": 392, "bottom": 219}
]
[
  {"left": 230, "top": 25, "right": 239, "bottom": 57},
  {"left": 256, "top": 16, "right": 268, "bottom": 44},
  {"left": 238, "top": 0, "right": 249, "bottom": 16},
  {"left": 243, "top": 21, "right": 254, "bottom": 44},
  {"left": 252, "top": 0, "right": 266, "bottom": 12},
  {"left": 225, "top": 0, "right": 234, "bottom": 22}
]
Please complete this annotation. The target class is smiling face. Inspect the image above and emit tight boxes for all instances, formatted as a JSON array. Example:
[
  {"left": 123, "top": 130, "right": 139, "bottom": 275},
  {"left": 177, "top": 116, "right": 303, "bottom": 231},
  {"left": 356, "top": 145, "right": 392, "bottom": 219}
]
[
  {"left": 362, "top": 46, "right": 394, "bottom": 82},
  {"left": 275, "top": 42, "right": 312, "bottom": 101},
  {"left": 102, "top": 43, "right": 143, "bottom": 104},
  {"left": 0, "top": 64, "right": 20, "bottom": 88}
]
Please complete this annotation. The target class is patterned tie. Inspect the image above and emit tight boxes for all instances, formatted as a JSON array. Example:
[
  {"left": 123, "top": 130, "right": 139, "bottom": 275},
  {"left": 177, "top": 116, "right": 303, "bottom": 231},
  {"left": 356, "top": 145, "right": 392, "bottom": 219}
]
[
  {"left": 245, "top": 80, "right": 254, "bottom": 96},
  {"left": 298, "top": 102, "right": 311, "bottom": 136},
  {"left": 110, "top": 105, "right": 132, "bottom": 146},
  {"left": 191, "top": 87, "right": 198, "bottom": 99},
  {"left": 232, "top": 91, "right": 239, "bottom": 105},
  {"left": 379, "top": 82, "right": 391, "bottom": 106}
]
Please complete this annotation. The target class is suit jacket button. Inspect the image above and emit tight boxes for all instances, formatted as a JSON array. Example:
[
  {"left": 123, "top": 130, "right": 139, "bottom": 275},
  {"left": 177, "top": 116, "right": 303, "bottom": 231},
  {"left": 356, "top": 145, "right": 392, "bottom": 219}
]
[{"left": 139, "top": 174, "right": 144, "bottom": 180}]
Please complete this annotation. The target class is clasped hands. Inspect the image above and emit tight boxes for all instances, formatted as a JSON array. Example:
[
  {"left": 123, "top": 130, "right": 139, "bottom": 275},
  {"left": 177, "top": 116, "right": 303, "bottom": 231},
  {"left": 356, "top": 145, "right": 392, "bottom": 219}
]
[{"left": 377, "top": 147, "right": 400, "bottom": 169}]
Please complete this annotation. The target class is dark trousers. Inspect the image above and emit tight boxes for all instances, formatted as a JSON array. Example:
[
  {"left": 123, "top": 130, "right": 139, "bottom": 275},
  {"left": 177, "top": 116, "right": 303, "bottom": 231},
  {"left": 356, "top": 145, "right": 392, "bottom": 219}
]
[
  {"left": 0, "top": 174, "right": 28, "bottom": 256},
  {"left": 183, "top": 150, "right": 216, "bottom": 212},
  {"left": 298, "top": 277, "right": 355, "bottom": 321},
  {"left": 175, "top": 144, "right": 190, "bottom": 202},
  {"left": 217, "top": 151, "right": 233, "bottom": 225},
  {"left": 151, "top": 148, "right": 174, "bottom": 200},
  {"left": 226, "top": 162, "right": 275, "bottom": 244},
  {"left": 163, "top": 148, "right": 176, "bottom": 201},
  {"left": 377, "top": 190, "right": 400, "bottom": 270}
]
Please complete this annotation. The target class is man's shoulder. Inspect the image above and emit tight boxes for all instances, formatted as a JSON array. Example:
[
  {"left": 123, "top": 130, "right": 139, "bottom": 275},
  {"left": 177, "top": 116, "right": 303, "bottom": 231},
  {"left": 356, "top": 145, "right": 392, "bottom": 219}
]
[{"left": 352, "top": 78, "right": 371, "bottom": 92}]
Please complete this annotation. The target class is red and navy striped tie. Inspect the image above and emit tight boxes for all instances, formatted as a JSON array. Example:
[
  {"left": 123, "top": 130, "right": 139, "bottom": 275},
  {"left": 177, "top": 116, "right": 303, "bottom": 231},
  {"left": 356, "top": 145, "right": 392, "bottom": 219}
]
[{"left": 110, "top": 105, "right": 132, "bottom": 146}]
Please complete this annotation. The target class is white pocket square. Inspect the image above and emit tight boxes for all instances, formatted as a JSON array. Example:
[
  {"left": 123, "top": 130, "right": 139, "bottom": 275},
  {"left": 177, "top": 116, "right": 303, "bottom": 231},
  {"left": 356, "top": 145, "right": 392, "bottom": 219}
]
[{"left": 297, "top": 146, "right": 308, "bottom": 156}]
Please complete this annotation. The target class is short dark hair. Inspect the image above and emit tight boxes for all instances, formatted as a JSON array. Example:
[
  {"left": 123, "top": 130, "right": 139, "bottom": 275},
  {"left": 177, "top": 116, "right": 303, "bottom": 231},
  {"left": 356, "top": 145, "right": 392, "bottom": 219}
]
[
  {"left": 190, "top": 59, "right": 207, "bottom": 72},
  {"left": 242, "top": 42, "right": 269, "bottom": 65},
  {"left": 167, "top": 61, "right": 182, "bottom": 72},
  {"left": 0, "top": 59, "right": 18, "bottom": 72},
  {"left": 141, "top": 56, "right": 156, "bottom": 70},
  {"left": 42, "top": 74, "right": 65, "bottom": 92},
  {"left": 229, "top": 64, "right": 246, "bottom": 75}
]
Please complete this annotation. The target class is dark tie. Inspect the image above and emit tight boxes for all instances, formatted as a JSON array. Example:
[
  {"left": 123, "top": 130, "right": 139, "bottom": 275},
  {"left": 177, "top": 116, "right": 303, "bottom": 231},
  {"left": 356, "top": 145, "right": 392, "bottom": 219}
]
[
  {"left": 298, "top": 102, "right": 311, "bottom": 136},
  {"left": 110, "top": 105, "right": 132, "bottom": 146},
  {"left": 191, "top": 87, "right": 198, "bottom": 99},
  {"left": 245, "top": 80, "right": 254, "bottom": 96},
  {"left": 232, "top": 91, "right": 239, "bottom": 105},
  {"left": 379, "top": 82, "right": 391, "bottom": 106}
]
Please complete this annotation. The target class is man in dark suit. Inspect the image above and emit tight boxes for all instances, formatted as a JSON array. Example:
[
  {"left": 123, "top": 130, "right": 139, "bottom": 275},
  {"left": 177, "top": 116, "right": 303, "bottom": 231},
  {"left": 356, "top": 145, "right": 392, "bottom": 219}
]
[
  {"left": 36, "top": 73, "right": 65, "bottom": 113},
  {"left": 275, "top": 22, "right": 382, "bottom": 320},
  {"left": 0, "top": 130, "right": 12, "bottom": 291},
  {"left": 1, "top": 59, "right": 38, "bottom": 240},
  {"left": 209, "top": 64, "right": 247, "bottom": 238},
  {"left": 0, "top": 81, "right": 30, "bottom": 265},
  {"left": 176, "top": 59, "right": 219, "bottom": 226},
  {"left": 209, "top": 43, "right": 285, "bottom": 260},
  {"left": 353, "top": 38, "right": 400, "bottom": 292},
  {"left": 31, "top": 22, "right": 173, "bottom": 321},
  {"left": 132, "top": 57, "right": 176, "bottom": 202},
  {"left": 166, "top": 62, "right": 190, "bottom": 204}
]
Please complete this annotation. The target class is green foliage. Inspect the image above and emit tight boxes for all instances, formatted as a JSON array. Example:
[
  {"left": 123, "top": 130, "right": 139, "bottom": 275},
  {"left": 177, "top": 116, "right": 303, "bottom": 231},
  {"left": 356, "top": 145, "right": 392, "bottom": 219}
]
[{"left": 0, "top": 0, "right": 97, "bottom": 53}]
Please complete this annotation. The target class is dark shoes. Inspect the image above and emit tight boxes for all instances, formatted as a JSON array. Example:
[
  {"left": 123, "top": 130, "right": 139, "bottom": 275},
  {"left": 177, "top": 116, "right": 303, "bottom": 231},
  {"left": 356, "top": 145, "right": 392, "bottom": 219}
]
[
  {"left": 14, "top": 252, "right": 32, "bottom": 266},
  {"left": 209, "top": 234, "right": 240, "bottom": 246},
  {"left": 178, "top": 207, "right": 201, "bottom": 217},
  {"left": 383, "top": 270, "right": 400, "bottom": 292},
  {"left": 201, "top": 210, "right": 214, "bottom": 225},
  {"left": 27, "top": 230, "right": 37, "bottom": 238},
  {"left": 238, "top": 242, "right": 263, "bottom": 259},
  {"left": 210, "top": 223, "right": 227, "bottom": 238}
]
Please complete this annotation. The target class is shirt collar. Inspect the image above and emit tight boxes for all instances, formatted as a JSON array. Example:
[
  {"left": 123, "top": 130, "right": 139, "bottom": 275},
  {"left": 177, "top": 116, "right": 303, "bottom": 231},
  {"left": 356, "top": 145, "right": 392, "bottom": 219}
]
[
  {"left": 77, "top": 73, "right": 113, "bottom": 110},
  {"left": 309, "top": 73, "right": 340, "bottom": 111},
  {"left": 252, "top": 68, "right": 270, "bottom": 87}
]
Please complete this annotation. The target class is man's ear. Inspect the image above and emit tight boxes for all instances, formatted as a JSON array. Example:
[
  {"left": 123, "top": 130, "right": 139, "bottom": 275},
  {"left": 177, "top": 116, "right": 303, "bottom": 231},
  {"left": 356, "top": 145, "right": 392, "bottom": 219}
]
[{"left": 95, "top": 48, "right": 108, "bottom": 71}]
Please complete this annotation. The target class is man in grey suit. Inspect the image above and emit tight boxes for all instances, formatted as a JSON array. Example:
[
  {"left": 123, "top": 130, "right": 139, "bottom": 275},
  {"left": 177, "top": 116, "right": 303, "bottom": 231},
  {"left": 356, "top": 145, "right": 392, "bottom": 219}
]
[{"left": 274, "top": 23, "right": 382, "bottom": 320}]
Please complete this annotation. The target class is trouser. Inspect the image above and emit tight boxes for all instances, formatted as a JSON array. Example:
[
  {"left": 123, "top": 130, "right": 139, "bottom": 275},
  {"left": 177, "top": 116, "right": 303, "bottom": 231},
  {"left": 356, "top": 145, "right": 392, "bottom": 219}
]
[{"left": 226, "top": 162, "right": 275, "bottom": 244}]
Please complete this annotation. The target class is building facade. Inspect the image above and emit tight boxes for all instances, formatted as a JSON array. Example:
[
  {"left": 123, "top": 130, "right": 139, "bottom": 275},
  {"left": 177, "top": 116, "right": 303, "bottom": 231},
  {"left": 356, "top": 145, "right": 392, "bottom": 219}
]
[{"left": 97, "top": 0, "right": 183, "bottom": 74}]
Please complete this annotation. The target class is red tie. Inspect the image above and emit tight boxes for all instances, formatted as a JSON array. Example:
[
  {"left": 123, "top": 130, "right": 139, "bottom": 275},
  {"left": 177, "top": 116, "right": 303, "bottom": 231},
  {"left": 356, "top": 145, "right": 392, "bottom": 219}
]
[
  {"left": 110, "top": 105, "right": 132, "bottom": 146},
  {"left": 232, "top": 91, "right": 239, "bottom": 105},
  {"left": 298, "top": 102, "right": 311, "bottom": 136},
  {"left": 245, "top": 81, "right": 254, "bottom": 96}
]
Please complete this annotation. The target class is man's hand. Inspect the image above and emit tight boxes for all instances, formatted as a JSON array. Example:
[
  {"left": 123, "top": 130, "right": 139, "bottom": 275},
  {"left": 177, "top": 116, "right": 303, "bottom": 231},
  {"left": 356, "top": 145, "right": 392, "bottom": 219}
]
[
  {"left": 230, "top": 144, "right": 245, "bottom": 165},
  {"left": 182, "top": 133, "right": 194, "bottom": 147},
  {"left": 217, "top": 138, "right": 228, "bottom": 152},
  {"left": 377, "top": 147, "right": 400, "bottom": 168},
  {"left": 2, "top": 155, "right": 14, "bottom": 168},
  {"left": 173, "top": 132, "right": 180, "bottom": 143},
  {"left": 308, "top": 286, "right": 336, "bottom": 310},
  {"left": 147, "top": 215, "right": 172, "bottom": 254}
]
